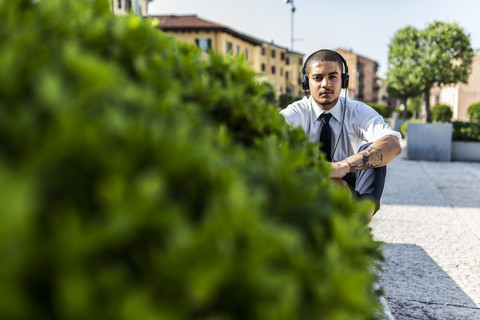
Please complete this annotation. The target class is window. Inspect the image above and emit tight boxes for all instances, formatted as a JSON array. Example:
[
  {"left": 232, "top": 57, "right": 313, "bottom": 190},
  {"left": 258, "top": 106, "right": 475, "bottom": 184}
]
[
  {"left": 261, "top": 64, "right": 266, "bottom": 72},
  {"left": 286, "top": 57, "right": 290, "bottom": 65},
  {"left": 271, "top": 66, "right": 276, "bottom": 74},
  {"left": 245, "top": 48, "right": 248, "bottom": 61},
  {"left": 299, "top": 57, "right": 303, "bottom": 65},
  {"left": 236, "top": 45, "right": 240, "bottom": 55},
  {"left": 271, "top": 50, "right": 276, "bottom": 58},
  {"left": 118, "top": 0, "right": 122, "bottom": 8},
  {"left": 281, "top": 52, "right": 285, "bottom": 60},
  {"left": 226, "top": 41, "right": 233, "bottom": 53},
  {"left": 195, "top": 38, "right": 212, "bottom": 53},
  {"left": 261, "top": 47, "right": 266, "bottom": 55},
  {"left": 286, "top": 71, "right": 289, "bottom": 80},
  {"left": 126, "top": 0, "right": 132, "bottom": 11}
]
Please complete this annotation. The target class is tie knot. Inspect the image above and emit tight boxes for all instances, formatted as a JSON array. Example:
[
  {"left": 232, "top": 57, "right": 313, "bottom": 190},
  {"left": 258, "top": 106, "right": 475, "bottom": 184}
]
[{"left": 320, "top": 113, "right": 332, "bottom": 124}]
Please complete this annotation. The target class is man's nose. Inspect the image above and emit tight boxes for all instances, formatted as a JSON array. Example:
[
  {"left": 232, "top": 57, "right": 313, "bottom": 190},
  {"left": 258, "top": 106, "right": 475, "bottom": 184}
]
[{"left": 320, "top": 78, "right": 331, "bottom": 87}]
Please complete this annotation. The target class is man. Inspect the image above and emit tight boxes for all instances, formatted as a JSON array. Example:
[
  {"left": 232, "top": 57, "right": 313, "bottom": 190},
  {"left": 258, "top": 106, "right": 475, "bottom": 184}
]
[{"left": 280, "top": 49, "right": 402, "bottom": 216}]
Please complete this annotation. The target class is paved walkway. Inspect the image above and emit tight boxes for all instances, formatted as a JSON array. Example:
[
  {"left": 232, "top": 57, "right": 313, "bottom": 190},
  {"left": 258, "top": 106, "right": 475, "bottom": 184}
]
[{"left": 370, "top": 148, "right": 480, "bottom": 319}]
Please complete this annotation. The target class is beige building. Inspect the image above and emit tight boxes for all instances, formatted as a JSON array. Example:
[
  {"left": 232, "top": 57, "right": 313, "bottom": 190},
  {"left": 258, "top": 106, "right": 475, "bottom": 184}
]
[
  {"left": 110, "top": 0, "right": 151, "bottom": 16},
  {"left": 152, "top": 15, "right": 304, "bottom": 97},
  {"left": 336, "top": 48, "right": 381, "bottom": 103},
  {"left": 430, "top": 51, "right": 480, "bottom": 121}
]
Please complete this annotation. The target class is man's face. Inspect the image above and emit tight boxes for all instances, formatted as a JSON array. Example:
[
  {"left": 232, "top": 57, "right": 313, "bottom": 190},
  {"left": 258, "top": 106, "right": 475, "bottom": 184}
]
[{"left": 308, "top": 60, "right": 343, "bottom": 110}]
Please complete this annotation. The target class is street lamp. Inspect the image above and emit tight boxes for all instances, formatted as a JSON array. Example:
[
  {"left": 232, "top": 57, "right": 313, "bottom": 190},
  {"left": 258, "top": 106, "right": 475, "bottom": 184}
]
[{"left": 284, "top": 0, "right": 295, "bottom": 94}]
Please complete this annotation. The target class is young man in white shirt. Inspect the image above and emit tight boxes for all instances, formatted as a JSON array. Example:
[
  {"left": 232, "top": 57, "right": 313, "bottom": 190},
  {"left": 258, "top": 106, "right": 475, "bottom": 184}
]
[{"left": 280, "top": 49, "right": 402, "bottom": 216}]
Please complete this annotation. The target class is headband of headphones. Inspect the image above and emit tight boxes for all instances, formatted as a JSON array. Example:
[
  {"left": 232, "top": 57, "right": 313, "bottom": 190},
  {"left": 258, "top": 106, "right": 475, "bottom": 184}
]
[{"left": 301, "top": 50, "right": 350, "bottom": 91}]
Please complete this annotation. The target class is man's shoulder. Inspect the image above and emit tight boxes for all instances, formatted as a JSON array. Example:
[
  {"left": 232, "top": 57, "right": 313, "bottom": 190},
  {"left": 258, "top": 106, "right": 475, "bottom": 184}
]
[
  {"left": 346, "top": 99, "right": 380, "bottom": 117},
  {"left": 280, "top": 96, "right": 311, "bottom": 118},
  {"left": 279, "top": 96, "right": 312, "bottom": 127}
]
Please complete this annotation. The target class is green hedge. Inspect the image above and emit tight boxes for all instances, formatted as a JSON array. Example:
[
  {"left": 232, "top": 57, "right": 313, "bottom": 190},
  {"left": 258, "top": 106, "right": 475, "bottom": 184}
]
[
  {"left": 0, "top": 0, "right": 382, "bottom": 319},
  {"left": 431, "top": 103, "right": 453, "bottom": 122},
  {"left": 452, "top": 121, "right": 480, "bottom": 141},
  {"left": 367, "top": 103, "right": 391, "bottom": 119}
]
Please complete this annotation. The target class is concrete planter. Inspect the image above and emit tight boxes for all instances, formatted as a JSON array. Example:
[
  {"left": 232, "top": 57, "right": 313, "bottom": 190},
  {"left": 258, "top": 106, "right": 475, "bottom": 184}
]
[
  {"left": 407, "top": 123, "right": 452, "bottom": 161},
  {"left": 452, "top": 141, "right": 480, "bottom": 162}
]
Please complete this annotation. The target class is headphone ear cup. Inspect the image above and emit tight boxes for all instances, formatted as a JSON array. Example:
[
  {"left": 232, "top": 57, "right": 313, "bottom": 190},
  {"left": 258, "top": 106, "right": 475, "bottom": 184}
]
[
  {"left": 341, "top": 73, "right": 350, "bottom": 89},
  {"left": 301, "top": 75, "right": 309, "bottom": 91}
]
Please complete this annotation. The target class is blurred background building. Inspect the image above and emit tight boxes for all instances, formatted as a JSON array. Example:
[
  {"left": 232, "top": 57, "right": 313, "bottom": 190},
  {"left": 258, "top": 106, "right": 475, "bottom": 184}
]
[
  {"left": 336, "top": 48, "right": 382, "bottom": 103},
  {"left": 111, "top": 5, "right": 480, "bottom": 117},
  {"left": 110, "top": 0, "right": 151, "bottom": 16},
  {"left": 151, "top": 15, "right": 305, "bottom": 97}
]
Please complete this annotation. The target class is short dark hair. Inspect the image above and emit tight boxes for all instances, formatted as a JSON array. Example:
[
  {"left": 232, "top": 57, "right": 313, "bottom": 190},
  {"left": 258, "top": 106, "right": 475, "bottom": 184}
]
[{"left": 304, "top": 49, "right": 345, "bottom": 75}]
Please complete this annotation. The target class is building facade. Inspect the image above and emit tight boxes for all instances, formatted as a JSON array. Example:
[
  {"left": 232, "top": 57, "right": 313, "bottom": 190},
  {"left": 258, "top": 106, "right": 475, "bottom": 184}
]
[
  {"left": 152, "top": 15, "right": 304, "bottom": 97},
  {"left": 110, "top": 0, "right": 151, "bottom": 16},
  {"left": 336, "top": 48, "right": 381, "bottom": 103},
  {"left": 430, "top": 51, "right": 480, "bottom": 121}
]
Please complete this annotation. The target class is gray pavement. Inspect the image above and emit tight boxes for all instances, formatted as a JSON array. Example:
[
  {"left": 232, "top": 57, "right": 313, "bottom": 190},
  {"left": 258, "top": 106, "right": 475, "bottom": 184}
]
[{"left": 370, "top": 145, "right": 480, "bottom": 319}]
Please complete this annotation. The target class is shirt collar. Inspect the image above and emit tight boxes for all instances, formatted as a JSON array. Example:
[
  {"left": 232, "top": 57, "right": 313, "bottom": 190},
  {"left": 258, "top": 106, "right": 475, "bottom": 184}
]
[{"left": 310, "top": 96, "right": 345, "bottom": 122}]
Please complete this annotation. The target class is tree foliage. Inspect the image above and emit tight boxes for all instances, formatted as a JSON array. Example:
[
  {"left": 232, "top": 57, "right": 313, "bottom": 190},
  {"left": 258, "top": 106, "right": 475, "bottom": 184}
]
[
  {"left": 387, "top": 21, "right": 474, "bottom": 122},
  {"left": 386, "top": 26, "right": 424, "bottom": 119}
]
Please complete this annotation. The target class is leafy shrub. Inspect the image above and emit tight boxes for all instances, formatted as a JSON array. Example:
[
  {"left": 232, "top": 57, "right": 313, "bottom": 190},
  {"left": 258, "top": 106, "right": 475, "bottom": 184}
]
[
  {"left": 467, "top": 102, "right": 480, "bottom": 122},
  {"left": 0, "top": 0, "right": 382, "bottom": 319},
  {"left": 258, "top": 80, "right": 277, "bottom": 106},
  {"left": 452, "top": 121, "right": 480, "bottom": 141},
  {"left": 431, "top": 103, "right": 453, "bottom": 122},
  {"left": 367, "top": 103, "right": 391, "bottom": 119}
]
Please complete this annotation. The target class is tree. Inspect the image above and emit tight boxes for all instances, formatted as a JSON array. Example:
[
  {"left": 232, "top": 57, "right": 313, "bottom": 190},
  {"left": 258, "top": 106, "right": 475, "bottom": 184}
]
[
  {"left": 419, "top": 21, "right": 474, "bottom": 122},
  {"left": 386, "top": 26, "right": 424, "bottom": 119},
  {"left": 387, "top": 21, "right": 474, "bottom": 122}
]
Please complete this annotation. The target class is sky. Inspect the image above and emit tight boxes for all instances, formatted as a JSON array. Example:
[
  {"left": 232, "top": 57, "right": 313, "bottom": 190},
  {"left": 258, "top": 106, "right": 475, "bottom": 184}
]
[{"left": 148, "top": 0, "right": 480, "bottom": 78}]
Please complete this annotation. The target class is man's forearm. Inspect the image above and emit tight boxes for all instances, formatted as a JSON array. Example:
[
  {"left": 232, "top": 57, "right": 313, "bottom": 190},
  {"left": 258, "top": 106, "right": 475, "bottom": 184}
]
[
  {"left": 330, "top": 135, "right": 401, "bottom": 178},
  {"left": 344, "top": 135, "right": 401, "bottom": 171},
  {"left": 344, "top": 145, "right": 383, "bottom": 171}
]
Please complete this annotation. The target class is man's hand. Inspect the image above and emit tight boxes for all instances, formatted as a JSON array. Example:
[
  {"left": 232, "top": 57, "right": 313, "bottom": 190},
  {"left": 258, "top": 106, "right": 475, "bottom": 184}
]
[{"left": 330, "top": 161, "right": 350, "bottom": 178}]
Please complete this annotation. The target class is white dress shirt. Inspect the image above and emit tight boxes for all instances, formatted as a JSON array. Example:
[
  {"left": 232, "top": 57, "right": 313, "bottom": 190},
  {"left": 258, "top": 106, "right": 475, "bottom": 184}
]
[{"left": 280, "top": 96, "right": 401, "bottom": 162}]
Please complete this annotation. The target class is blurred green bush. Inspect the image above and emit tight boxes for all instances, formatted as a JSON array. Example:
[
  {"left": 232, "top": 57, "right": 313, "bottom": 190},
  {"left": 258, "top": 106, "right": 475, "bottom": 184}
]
[
  {"left": 278, "top": 93, "right": 304, "bottom": 109},
  {"left": 431, "top": 103, "right": 453, "bottom": 122},
  {"left": 366, "top": 103, "right": 391, "bottom": 119},
  {"left": 0, "top": 0, "right": 382, "bottom": 319},
  {"left": 452, "top": 121, "right": 480, "bottom": 141},
  {"left": 467, "top": 102, "right": 480, "bottom": 122},
  {"left": 399, "top": 119, "right": 422, "bottom": 138}
]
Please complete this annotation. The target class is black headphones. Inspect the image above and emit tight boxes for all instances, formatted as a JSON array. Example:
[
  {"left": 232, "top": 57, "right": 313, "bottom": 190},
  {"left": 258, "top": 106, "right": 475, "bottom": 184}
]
[{"left": 301, "top": 50, "right": 350, "bottom": 91}]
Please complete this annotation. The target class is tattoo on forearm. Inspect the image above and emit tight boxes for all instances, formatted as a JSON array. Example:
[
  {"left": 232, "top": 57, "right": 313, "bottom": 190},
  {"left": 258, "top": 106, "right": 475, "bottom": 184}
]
[{"left": 346, "top": 146, "right": 383, "bottom": 172}]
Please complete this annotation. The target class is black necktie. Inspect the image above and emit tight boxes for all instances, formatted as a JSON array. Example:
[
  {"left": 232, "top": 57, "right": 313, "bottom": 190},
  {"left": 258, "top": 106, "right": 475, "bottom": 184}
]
[{"left": 320, "top": 113, "right": 333, "bottom": 161}]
